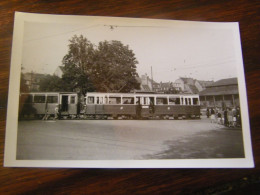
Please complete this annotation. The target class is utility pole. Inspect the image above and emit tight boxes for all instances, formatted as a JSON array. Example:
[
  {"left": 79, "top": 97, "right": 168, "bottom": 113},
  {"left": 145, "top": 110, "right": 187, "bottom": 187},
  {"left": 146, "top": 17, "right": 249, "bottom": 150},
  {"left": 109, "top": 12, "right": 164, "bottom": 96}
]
[{"left": 151, "top": 66, "right": 153, "bottom": 91}]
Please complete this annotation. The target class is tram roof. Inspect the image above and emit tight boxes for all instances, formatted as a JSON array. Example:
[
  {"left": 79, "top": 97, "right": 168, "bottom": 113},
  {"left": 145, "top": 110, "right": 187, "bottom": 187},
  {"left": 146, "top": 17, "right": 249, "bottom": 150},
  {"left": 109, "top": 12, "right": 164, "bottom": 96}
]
[
  {"left": 86, "top": 92, "right": 199, "bottom": 97},
  {"left": 20, "top": 92, "right": 78, "bottom": 95}
]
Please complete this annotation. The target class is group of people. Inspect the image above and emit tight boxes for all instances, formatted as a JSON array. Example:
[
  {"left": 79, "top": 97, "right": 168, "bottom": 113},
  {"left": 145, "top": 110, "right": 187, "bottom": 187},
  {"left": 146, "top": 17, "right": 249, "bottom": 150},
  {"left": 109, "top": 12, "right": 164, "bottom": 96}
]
[{"left": 206, "top": 107, "right": 241, "bottom": 128}]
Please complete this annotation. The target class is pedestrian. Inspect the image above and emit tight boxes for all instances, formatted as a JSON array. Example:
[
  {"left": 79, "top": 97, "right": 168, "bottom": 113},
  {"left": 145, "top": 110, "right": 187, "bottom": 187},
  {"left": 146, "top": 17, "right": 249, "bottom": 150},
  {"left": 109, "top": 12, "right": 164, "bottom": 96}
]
[
  {"left": 217, "top": 111, "right": 222, "bottom": 124},
  {"left": 232, "top": 107, "right": 237, "bottom": 127},
  {"left": 224, "top": 108, "right": 228, "bottom": 126},
  {"left": 149, "top": 101, "right": 155, "bottom": 115},
  {"left": 210, "top": 108, "right": 215, "bottom": 123},
  {"left": 54, "top": 105, "right": 59, "bottom": 120},
  {"left": 136, "top": 100, "right": 142, "bottom": 119},
  {"left": 236, "top": 107, "right": 241, "bottom": 127},
  {"left": 206, "top": 108, "right": 210, "bottom": 118},
  {"left": 227, "top": 108, "right": 233, "bottom": 127}
]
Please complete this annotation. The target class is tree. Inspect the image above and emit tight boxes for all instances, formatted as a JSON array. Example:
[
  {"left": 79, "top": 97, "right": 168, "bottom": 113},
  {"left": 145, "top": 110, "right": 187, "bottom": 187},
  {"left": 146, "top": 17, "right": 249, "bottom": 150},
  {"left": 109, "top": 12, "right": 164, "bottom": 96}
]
[
  {"left": 39, "top": 74, "right": 70, "bottom": 92},
  {"left": 20, "top": 72, "right": 29, "bottom": 93},
  {"left": 62, "top": 35, "right": 96, "bottom": 95},
  {"left": 93, "top": 40, "right": 140, "bottom": 92},
  {"left": 61, "top": 35, "right": 140, "bottom": 95}
]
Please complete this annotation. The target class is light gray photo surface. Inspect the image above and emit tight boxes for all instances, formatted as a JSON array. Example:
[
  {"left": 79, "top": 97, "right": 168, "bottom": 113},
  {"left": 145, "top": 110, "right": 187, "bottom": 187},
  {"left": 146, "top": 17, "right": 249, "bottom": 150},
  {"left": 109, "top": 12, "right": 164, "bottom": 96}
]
[{"left": 4, "top": 12, "right": 254, "bottom": 168}]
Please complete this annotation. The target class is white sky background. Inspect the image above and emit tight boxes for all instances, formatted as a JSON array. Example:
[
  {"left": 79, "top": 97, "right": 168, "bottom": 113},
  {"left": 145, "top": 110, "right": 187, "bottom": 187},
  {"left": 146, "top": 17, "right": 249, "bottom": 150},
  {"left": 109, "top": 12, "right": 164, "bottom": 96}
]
[{"left": 22, "top": 20, "right": 239, "bottom": 82}]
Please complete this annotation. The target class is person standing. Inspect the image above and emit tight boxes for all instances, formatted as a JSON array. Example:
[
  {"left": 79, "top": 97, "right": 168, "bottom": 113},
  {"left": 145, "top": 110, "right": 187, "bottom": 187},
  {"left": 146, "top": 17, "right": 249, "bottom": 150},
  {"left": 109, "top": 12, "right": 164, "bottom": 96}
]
[
  {"left": 136, "top": 100, "right": 142, "bottom": 119},
  {"left": 210, "top": 108, "right": 215, "bottom": 123},
  {"left": 224, "top": 108, "right": 228, "bottom": 126},
  {"left": 227, "top": 108, "right": 233, "bottom": 127},
  {"left": 236, "top": 107, "right": 241, "bottom": 127},
  {"left": 206, "top": 108, "right": 210, "bottom": 118},
  {"left": 232, "top": 107, "right": 237, "bottom": 127},
  {"left": 54, "top": 105, "right": 60, "bottom": 120}
]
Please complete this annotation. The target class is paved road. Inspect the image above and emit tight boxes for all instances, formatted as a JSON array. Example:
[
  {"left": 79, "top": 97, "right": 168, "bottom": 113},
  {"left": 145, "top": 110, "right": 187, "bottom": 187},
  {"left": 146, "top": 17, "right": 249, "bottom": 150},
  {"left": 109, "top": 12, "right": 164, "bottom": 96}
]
[{"left": 16, "top": 118, "right": 244, "bottom": 160}]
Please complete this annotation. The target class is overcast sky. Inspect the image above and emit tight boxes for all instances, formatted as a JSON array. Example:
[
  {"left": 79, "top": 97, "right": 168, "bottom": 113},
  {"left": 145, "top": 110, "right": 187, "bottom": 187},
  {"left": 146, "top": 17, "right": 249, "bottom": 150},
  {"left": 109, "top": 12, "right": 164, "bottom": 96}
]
[{"left": 22, "top": 19, "right": 239, "bottom": 82}]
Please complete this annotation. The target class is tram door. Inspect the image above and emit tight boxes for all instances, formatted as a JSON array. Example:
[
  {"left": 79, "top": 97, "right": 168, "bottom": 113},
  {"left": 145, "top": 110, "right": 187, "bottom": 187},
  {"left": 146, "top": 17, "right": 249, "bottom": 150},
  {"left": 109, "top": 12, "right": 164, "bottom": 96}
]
[{"left": 61, "top": 95, "right": 69, "bottom": 112}]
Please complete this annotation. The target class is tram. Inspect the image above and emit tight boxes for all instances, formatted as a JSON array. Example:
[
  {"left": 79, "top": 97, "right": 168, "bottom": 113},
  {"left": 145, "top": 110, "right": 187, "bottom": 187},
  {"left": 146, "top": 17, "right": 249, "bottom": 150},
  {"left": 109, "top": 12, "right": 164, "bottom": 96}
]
[
  {"left": 85, "top": 92, "right": 201, "bottom": 119},
  {"left": 19, "top": 92, "right": 200, "bottom": 119},
  {"left": 19, "top": 92, "right": 78, "bottom": 118}
]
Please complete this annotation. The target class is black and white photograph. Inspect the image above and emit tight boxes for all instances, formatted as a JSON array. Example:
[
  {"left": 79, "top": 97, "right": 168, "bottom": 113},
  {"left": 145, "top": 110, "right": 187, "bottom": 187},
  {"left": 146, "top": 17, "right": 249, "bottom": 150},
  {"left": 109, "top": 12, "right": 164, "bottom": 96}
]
[{"left": 4, "top": 12, "right": 253, "bottom": 168}]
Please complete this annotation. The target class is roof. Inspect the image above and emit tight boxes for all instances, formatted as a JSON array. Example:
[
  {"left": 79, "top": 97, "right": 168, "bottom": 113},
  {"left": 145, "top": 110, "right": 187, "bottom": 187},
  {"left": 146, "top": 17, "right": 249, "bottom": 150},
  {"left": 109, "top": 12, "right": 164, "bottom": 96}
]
[
  {"left": 187, "top": 84, "right": 199, "bottom": 94},
  {"left": 160, "top": 82, "right": 173, "bottom": 88},
  {"left": 87, "top": 92, "right": 199, "bottom": 97},
  {"left": 199, "top": 85, "right": 238, "bottom": 96},
  {"left": 196, "top": 80, "right": 214, "bottom": 88},
  {"left": 180, "top": 77, "right": 195, "bottom": 85},
  {"left": 142, "top": 85, "right": 151, "bottom": 91},
  {"left": 208, "top": 77, "right": 238, "bottom": 87}
]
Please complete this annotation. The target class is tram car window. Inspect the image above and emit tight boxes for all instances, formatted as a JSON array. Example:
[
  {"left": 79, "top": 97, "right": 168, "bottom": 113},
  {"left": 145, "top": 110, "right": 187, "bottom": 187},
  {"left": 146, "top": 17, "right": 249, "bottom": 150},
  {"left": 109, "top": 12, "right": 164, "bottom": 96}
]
[
  {"left": 156, "top": 97, "right": 168, "bottom": 105},
  {"left": 34, "top": 95, "right": 46, "bottom": 103},
  {"left": 109, "top": 96, "right": 121, "bottom": 104},
  {"left": 87, "top": 96, "right": 94, "bottom": 104},
  {"left": 21, "top": 94, "right": 33, "bottom": 103},
  {"left": 47, "top": 95, "right": 58, "bottom": 103},
  {"left": 193, "top": 98, "right": 199, "bottom": 105},
  {"left": 70, "top": 96, "right": 76, "bottom": 104},
  {"left": 169, "top": 97, "right": 179, "bottom": 105},
  {"left": 123, "top": 97, "right": 134, "bottom": 104}
]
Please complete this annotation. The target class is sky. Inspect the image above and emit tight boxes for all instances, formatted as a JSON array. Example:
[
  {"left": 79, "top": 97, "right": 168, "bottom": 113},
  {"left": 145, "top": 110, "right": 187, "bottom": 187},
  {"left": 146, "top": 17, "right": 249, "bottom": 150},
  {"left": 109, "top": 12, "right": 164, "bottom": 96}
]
[{"left": 22, "top": 19, "right": 239, "bottom": 82}]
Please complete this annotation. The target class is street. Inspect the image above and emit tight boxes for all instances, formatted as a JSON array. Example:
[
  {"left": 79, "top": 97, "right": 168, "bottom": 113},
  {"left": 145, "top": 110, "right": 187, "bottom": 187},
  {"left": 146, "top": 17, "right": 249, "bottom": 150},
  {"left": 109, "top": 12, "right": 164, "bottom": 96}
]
[{"left": 16, "top": 117, "right": 245, "bottom": 160}]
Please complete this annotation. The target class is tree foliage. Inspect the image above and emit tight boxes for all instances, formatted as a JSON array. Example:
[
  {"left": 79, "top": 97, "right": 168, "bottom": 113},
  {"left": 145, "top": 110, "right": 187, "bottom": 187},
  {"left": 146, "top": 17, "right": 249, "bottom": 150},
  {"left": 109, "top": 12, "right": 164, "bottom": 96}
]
[
  {"left": 93, "top": 40, "right": 140, "bottom": 92},
  {"left": 39, "top": 75, "right": 70, "bottom": 92},
  {"left": 61, "top": 35, "right": 140, "bottom": 95}
]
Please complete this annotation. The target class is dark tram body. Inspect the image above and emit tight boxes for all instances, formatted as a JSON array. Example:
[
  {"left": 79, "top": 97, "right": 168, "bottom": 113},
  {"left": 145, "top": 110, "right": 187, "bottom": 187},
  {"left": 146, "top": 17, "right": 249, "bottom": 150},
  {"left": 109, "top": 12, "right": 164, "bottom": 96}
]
[
  {"left": 85, "top": 92, "right": 201, "bottom": 119},
  {"left": 19, "top": 92, "right": 200, "bottom": 119},
  {"left": 19, "top": 92, "right": 78, "bottom": 118}
]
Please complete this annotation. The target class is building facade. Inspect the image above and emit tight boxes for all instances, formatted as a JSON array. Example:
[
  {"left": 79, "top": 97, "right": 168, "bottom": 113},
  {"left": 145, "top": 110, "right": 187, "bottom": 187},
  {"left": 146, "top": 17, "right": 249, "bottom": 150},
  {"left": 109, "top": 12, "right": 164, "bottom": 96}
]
[
  {"left": 23, "top": 72, "right": 46, "bottom": 92},
  {"left": 199, "top": 77, "right": 239, "bottom": 109}
]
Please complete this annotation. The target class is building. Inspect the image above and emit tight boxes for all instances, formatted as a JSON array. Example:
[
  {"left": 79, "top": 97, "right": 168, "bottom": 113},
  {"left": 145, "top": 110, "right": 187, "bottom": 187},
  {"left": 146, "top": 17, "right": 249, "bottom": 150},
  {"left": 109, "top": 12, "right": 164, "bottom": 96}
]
[
  {"left": 23, "top": 72, "right": 46, "bottom": 91},
  {"left": 135, "top": 74, "right": 160, "bottom": 93},
  {"left": 195, "top": 80, "right": 214, "bottom": 92},
  {"left": 173, "top": 77, "right": 213, "bottom": 94},
  {"left": 199, "top": 77, "right": 239, "bottom": 108},
  {"left": 158, "top": 82, "right": 179, "bottom": 94},
  {"left": 54, "top": 66, "right": 64, "bottom": 78}
]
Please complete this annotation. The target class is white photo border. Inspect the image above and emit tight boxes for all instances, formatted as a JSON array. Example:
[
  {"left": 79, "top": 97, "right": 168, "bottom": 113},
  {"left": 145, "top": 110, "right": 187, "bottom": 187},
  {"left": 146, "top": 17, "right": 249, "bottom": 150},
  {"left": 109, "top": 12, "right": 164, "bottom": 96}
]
[{"left": 4, "top": 12, "right": 254, "bottom": 168}]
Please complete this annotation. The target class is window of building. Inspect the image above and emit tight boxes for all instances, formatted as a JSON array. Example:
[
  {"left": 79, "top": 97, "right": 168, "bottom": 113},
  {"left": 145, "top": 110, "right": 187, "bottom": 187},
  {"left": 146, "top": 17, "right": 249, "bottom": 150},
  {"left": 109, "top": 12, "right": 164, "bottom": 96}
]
[
  {"left": 47, "top": 95, "right": 58, "bottom": 103},
  {"left": 34, "top": 95, "right": 46, "bottom": 103}
]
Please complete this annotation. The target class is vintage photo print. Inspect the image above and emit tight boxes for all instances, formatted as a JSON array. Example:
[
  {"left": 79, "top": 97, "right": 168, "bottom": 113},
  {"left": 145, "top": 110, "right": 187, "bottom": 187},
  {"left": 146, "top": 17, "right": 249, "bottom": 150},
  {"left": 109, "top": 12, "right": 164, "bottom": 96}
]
[{"left": 4, "top": 12, "right": 254, "bottom": 168}]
